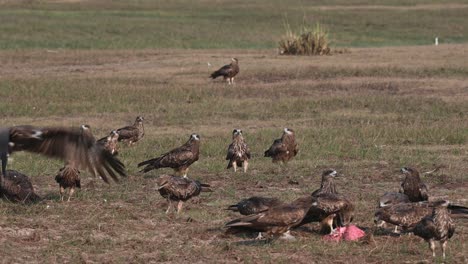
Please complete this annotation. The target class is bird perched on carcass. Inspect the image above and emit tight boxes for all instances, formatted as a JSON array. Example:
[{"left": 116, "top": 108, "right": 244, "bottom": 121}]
[
  {"left": 115, "top": 116, "right": 145, "bottom": 146},
  {"left": 138, "top": 134, "right": 200, "bottom": 178},
  {"left": 156, "top": 174, "right": 211, "bottom": 214},
  {"left": 226, "top": 129, "right": 251, "bottom": 173},
  {"left": 55, "top": 165, "right": 81, "bottom": 202},
  {"left": 0, "top": 125, "right": 126, "bottom": 187},
  {"left": 97, "top": 130, "right": 119, "bottom": 155},
  {"left": 226, "top": 196, "right": 282, "bottom": 216},
  {"left": 210, "top": 58, "right": 239, "bottom": 85},
  {"left": 225, "top": 195, "right": 316, "bottom": 240},
  {"left": 264, "top": 128, "right": 298, "bottom": 163},
  {"left": 311, "top": 169, "right": 339, "bottom": 196},
  {"left": 0, "top": 170, "right": 41, "bottom": 203},
  {"left": 400, "top": 167, "right": 429, "bottom": 202}
]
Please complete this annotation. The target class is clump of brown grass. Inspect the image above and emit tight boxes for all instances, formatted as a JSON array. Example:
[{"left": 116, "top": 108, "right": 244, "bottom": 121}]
[{"left": 279, "top": 19, "right": 331, "bottom": 56}]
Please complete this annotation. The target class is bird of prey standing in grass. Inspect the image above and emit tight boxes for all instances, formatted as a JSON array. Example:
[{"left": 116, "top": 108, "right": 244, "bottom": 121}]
[
  {"left": 210, "top": 58, "right": 239, "bottom": 85},
  {"left": 400, "top": 167, "right": 429, "bottom": 202},
  {"left": 115, "top": 116, "right": 145, "bottom": 146},
  {"left": 264, "top": 128, "right": 298, "bottom": 163},
  {"left": 226, "top": 129, "right": 251, "bottom": 173}
]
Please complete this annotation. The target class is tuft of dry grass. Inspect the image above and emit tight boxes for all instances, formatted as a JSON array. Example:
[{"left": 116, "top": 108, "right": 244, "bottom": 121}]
[{"left": 279, "top": 20, "right": 331, "bottom": 56}]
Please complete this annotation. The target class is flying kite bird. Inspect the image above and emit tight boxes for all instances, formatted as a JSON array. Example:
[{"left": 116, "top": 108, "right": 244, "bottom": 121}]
[
  {"left": 156, "top": 174, "right": 211, "bottom": 214},
  {"left": 55, "top": 165, "right": 81, "bottom": 202},
  {"left": 400, "top": 167, "right": 429, "bottom": 202},
  {"left": 116, "top": 116, "right": 145, "bottom": 146},
  {"left": 300, "top": 192, "right": 355, "bottom": 234},
  {"left": 413, "top": 200, "right": 455, "bottom": 259},
  {"left": 226, "top": 129, "right": 251, "bottom": 173},
  {"left": 226, "top": 196, "right": 283, "bottom": 216},
  {"left": 264, "top": 128, "right": 298, "bottom": 163},
  {"left": 210, "top": 58, "right": 239, "bottom": 85},
  {"left": 138, "top": 134, "right": 200, "bottom": 178},
  {"left": 98, "top": 130, "right": 119, "bottom": 156},
  {"left": 225, "top": 195, "right": 316, "bottom": 240},
  {"left": 0, "top": 170, "right": 41, "bottom": 203},
  {"left": 311, "top": 169, "right": 339, "bottom": 197},
  {"left": 0, "top": 125, "right": 126, "bottom": 188}
]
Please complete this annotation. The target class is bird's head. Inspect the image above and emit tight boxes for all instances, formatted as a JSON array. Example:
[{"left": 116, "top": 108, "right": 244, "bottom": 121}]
[
  {"left": 232, "top": 129, "right": 243, "bottom": 136},
  {"left": 80, "top": 124, "right": 91, "bottom": 131},
  {"left": 136, "top": 116, "right": 144, "bottom": 123},
  {"left": 283, "top": 127, "right": 294, "bottom": 135},
  {"left": 322, "top": 169, "right": 338, "bottom": 178},
  {"left": 231, "top": 58, "right": 238, "bottom": 64},
  {"left": 111, "top": 130, "right": 119, "bottom": 139},
  {"left": 400, "top": 167, "right": 418, "bottom": 176},
  {"left": 190, "top": 134, "right": 200, "bottom": 141}
]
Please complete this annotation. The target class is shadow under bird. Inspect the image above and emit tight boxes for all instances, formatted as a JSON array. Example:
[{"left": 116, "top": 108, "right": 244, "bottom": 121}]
[
  {"left": 264, "top": 128, "right": 298, "bottom": 163},
  {"left": 156, "top": 174, "right": 211, "bottom": 214},
  {"left": 0, "top": 170, "right": 41, "bottom": 203},
  {"left": 226, "top": 129, "right": 251, "bottom": 173},
  {"left": 0, "top": 125, "right": 127, "bottom": 188},
  {"left": 225, "top": 195, "right": 316, "bottom": 240},
  {"left": 210, "top": 58, "right": 239, "bottom": 85},
  {"left": 115, "top": 116, "right": 145, "bottom": 146},
  {"left": 400, "top": 167, "right": 429, "bottom": 202},
  {"left": 138, "top": 134, "right": 200, "bottom": 178}
]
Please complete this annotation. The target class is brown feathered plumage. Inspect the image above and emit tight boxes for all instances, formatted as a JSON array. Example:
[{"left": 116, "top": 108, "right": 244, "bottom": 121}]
[
  {"left": 3, "top": 125, "right": 126, "bottom": 184},
  {"left": 400, "top": 167, "right": 429, "bottom": 202},
  {"left": 0, "top": 170, "right": 41, "bottom": 203},
  {"left": 138, "top": 134, "right": 200, "bottom": 177},
  {"left": 413, "top": 200, "right": 455, "bottom": 259},
  {"left": 226, "top": 196, "right": 282, "bottom": 216},
  {"left": 264, "top": 128, "right": 298, "bottom": 163},
  {"left": 116, "top": 116, "right": 145, "bottom": 146},
  {"left": 156, "top": 174, "right": 211, "bottom": 214},
  {"left": 210, "top": 58, "right": 239, "bottom": 85},
  {"left": 225, "top": 195, "right": 315, "bottom": 240},
  {"left": 55, "top": 165, "right": 81, "bottom": 202},
  {"left": 97, "top": 130, "right": 119, "bottom": 156},
  {"left": 311, "top": 169, "right": 339, "bottom": 197},
  {"left": 299, "top": 193, "right": 355, "bottom": 234},
  {"left": 378, "top": 192, "right": 410, "bottom": 208},
  {"left": 226, "top": 129, "right": 251, "bottom": 172}
]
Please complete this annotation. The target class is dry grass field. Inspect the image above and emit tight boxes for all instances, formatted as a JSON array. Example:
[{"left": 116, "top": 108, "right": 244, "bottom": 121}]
[
  {"left": 0, "top": 45, "right": 467, "bottom": 263},
  {"left": 1, "top": 0, "right": 468, "bottom": 263}
]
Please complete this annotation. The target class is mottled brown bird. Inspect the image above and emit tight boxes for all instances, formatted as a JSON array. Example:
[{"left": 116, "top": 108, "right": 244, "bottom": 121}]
[
  {"left": 400, "top": 167, "right": 429, "bottom": 202},
  {"left": 0, "top": 170, "right": 41, "bottom": 203},
  {"left": 156, "top": 174, "right": 211, "bottom": 214},
  {"left": 378, "top": 192, "right": 410, "bottom": 208},
  {"left": 225, "top": 195, "right": 315, "bottom": 240},
  {"left": 116, "top": 116, "right": 145, "bottom": 146},
  {"left": 1, "top": 125, "right": 126, "bottom": 185},
  {"left": 264, "top": 128, "right": 298, "bottom": 163},
  {"left": 311, "top": 169, "right": 339, "bottom": 197},
  {"left": 226, "top": 196, "right": 283, "bottom": 216},
  {"left": 226, "top": 129, "right": 251, "bottom": 173},
  {"left": 413, "top": 200, "right": 455, "bottom": 259},
  {"left": 97, "top": 130, "right": 119, "bottom": 155},
  {"left": 55, "top": 165, "right": 81, "bottom": 202},
  {"left": 138, "top": 134, "right": 200, "bottom": 178},
  {"left": 210, "top": 58, "right": 239, "bottom": 85}
]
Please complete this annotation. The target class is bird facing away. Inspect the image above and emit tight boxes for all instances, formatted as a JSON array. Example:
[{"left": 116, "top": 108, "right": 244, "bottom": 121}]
[
  {"left": 226, "top": 129, "right": 251, "bottom": 173},
  {"left": 156, "top": 174, "right": 211, "bottom": 214},
  {"left": 55, "top": 165, "right": 81, "bottom": 202},
  {"left": 264, "top": 128, "right": 298, "bottom": 163},
  {"left": 97, "top": 130, "right": 119, "bottom": 156},
  {"left": 210, "top": 58, "right": 239, "bottom": 85},
  {"left": 300, "top": 193, "right": 355, "bottom": 234},
  {"left": 138, "top": 134, "right": 200, "bottom": 178},
  {"left": 413, "top": 200, "right": 455, "bottom": 259},
  {"left": 116, "top": 116, "right": 145, "bottom": 146},
  {"left": 226, "top": 196, "right": 283, "bottom": 215},
  {"left": 1, "top": 125, "right": 126, "bottom": 186},
  {"left": 400, "top": 167, "right": 429, "bottom": 202},
  {"left": 0, "top": 170, "right": 41, "bottom": 203},
  {"left": 225, "top": 195, "right": 316, "bottom": 240},
  {"left": 311, "top": 169, "right": 339, "bottom": 197}
]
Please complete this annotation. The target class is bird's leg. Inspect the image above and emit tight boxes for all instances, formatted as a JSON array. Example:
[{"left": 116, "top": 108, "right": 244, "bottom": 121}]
[
  {"left": 429, "top": 239, "right": 436, "bottom": 258},
  {"left": 182, "top": 168, "right": 189, "bottom": 178},
  {"left": 59, "top": 186, "right": 65, "bottom": 202},
  {"left": 441, "top": 241, "right": 447, "bottom": 259},
  {"left": 67, "top": 187, "right": 75, "bottom": 202},
  {"left": 165, "top": 198, "right": 172, "bottom": 214},
  {"left": 176, "top": 201, "right": 184, "bottom": 214},
  {"left": 280, "top": 230, "right": 296, "bottom": 241},
  {"left": 255, "top": 232, "right": 264, "bottom": 240},
  {"left": 231, "top": 77, "right": 234, "bottom": 85},
  {"left": 243, "top": 160, "right": 248, "bottom": 173},
  {"left": 393, "top": 225, "right": 400, "bottom": 234},
  {"left": 232, "top": 162, "right": 237, "bottom": 172}
]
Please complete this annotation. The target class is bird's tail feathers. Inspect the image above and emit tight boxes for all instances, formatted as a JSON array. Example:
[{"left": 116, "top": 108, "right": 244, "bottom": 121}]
[
  {"left": 226, "top": 204, "right": 239, "bottom": 212},
  {"left": 225, "top": 214, "right": 261, "bottom": 227}
]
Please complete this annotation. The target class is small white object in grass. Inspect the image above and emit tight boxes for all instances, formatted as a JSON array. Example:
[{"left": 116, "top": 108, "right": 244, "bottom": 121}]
[
  {"left": 207, "top": 62, "right": 211, "bottom": 67},
  {"left": 435, "top": 37, "right": 439, "bottom": 46},
  {"left": 103, "top": 199, "right": 107, "bottom": 203},
  {"left": 46, "top": 205, "right": 50, "bottom": 209}
]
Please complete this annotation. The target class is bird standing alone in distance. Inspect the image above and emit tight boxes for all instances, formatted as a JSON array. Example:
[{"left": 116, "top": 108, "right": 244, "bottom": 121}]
[{"left": 210, "top": 58, "right": 239, "bottom": 85}]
